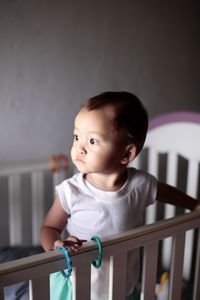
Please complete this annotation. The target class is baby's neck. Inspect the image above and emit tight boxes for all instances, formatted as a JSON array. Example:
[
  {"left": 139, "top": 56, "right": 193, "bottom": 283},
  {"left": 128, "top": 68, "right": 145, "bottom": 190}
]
[{"left": 85, "top": 170, "right": 128, "bottom": 191}]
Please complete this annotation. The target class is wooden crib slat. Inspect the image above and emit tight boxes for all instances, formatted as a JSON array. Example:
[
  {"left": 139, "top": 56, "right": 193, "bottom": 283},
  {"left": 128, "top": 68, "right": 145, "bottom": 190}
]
[
  {"left": 29, "top": 275, "right": 50, "bottom": 300},
  {"left": 8, "top": 174, "right": 23, "bottom": 245},
  {"left": 162, "top": 152, "right": 178, "bottom": 271},
  {"left": 183, "top": 229, "right": 194, "bottom": 280},
  {"left": 141, "top": 241, "right": 159, "bottom": 300},
  {"left": 0, "top": 288, "right": 4, "bottom": 300},
  {"left": 166, "top": 151, "right": 178, "bottom": 187},
  {"left": 186, "top": 159, "right": 199, "bottom": 198},
  {"left": 31, "top": 171, "right": 45, "bottom": 245},
  {"left": 145, "top": 148, "right": 158, "bottom": 224},
  {"left": 169, "top": 232, "right": 185, "bottom": 300},
  {"left": 183, "top": 160, "right": 199, "bottom": 280},
  {"left": 73, "top": 265, "right": 91, "bottom": 300},
  {"left": 162, "top": 237, "right": 172, "bottom": 271},
  {"left": 147, "top": 148, "right": 159, "bottom": 177},
  {"left": 193, "top": 228, "right": 200, "bottom": 300},
  {"left": 109, "top": 253, "right": 127, "bottom": 300},
  {"left": 165, "top": 151, "right": 177, "bottom": 218},
  {"left": 0, "top": 177, "right": 9, "bottom": 246}
]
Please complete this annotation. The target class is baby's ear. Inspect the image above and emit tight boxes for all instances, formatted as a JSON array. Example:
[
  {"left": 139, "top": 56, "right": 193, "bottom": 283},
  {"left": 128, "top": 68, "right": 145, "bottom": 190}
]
[{"left": 121, "top": 144, "right": 137, "bottom": 165}]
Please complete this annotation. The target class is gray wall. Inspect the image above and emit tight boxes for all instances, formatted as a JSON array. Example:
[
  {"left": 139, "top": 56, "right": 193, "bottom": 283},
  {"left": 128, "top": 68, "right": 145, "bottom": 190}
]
[{"left": 0, "top": 1, "right": 199, "bottom": 162}]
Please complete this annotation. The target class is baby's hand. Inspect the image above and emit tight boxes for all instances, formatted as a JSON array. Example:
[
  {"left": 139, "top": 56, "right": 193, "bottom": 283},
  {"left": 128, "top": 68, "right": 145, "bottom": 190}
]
[{"left": 54, "top": 236, "right": 87, "bottom": 252}]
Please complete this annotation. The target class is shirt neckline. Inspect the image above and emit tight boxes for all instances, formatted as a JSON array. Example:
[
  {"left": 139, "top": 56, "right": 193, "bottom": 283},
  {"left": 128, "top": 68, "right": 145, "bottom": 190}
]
[{"left": 79, "top": 169, "right": 136, "bottom": 200}]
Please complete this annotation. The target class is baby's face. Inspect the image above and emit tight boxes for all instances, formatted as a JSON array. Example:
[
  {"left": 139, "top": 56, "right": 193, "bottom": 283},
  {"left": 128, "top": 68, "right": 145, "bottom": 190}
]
[{"left": 71, "top": 106, "right": 127, "bottom": 174}]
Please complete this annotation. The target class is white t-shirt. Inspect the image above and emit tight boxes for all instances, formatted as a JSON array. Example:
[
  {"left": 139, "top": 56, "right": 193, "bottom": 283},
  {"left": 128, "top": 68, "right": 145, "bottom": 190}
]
[{"left": 56, "top": 167, "right": 157, "bottom": 300}]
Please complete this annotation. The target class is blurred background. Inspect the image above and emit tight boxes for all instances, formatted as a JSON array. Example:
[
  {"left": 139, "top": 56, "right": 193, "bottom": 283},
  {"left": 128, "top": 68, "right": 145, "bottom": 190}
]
[{"left": 0, "top": 0, "right": 199, "bottom": 162}]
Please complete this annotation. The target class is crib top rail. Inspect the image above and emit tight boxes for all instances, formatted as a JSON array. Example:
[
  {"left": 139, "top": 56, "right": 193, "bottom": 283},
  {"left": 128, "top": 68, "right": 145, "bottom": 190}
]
[
  {"left": 0, "top": 160, "right": 49, "bottom": 176},
  {"left": 0, "top": 210, "right": 200, "bottom": 287}
]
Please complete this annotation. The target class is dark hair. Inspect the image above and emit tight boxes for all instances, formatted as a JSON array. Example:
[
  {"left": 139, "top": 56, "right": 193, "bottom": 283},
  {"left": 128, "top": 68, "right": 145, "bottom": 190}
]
[{"left": 86, "top": 91, "right": 148, "bottom": 155}]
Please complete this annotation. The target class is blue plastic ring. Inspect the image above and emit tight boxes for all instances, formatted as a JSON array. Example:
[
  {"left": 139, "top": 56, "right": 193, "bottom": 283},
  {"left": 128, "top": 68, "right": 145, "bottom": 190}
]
[
  {"left": 91, "top": 236, "right": 103, "bottom": 268},
  {"left": 56, "top": 246, "right": 72, "bottom": 278}
]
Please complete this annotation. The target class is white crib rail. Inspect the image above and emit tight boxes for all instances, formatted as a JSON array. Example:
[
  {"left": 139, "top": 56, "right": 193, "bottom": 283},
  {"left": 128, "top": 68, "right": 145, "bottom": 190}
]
[
  {"left": 0, "top": 211, "right": 200, "bottom": 300},
  {"left": 0, "top": 160, "right": 70, "bottom": 247}
]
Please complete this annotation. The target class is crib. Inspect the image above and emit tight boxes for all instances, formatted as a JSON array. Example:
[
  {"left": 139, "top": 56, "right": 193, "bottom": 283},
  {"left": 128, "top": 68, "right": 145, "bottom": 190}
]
[
  {"left": 0, "top": 211, "right": 200, "bottom": 300},
  {"left": 0, "top": 111, "right": 200, "bottom": 300}
]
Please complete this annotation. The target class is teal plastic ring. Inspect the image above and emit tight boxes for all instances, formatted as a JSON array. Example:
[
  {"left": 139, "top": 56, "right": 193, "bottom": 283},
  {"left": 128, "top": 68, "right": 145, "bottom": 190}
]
[
  {"left": 91, "top": 236, "right": 103, "bottom": 268},
  {"left": 56, "top": 246, "right": 72, "bottom": 278}
]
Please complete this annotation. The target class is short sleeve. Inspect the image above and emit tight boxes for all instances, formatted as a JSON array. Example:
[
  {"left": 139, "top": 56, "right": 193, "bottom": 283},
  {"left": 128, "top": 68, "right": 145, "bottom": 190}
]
[
  {"left": 143, "top": 172, "right": 157, "bottom": 207},
  {"left": 129, "top": 168, "right": 157, "bottom": 208}
]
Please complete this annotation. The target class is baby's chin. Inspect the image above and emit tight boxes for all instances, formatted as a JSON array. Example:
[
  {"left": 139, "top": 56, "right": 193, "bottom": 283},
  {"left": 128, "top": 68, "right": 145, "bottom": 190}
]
[
  {"left": 75, "top": 165, "right": 97, "bottom": 175},
  {"left": 73, "top": 159, "right": 100, "bottom": 174},
  {"left": 73, "top": 162, "right": 88, "bottom": 174}
]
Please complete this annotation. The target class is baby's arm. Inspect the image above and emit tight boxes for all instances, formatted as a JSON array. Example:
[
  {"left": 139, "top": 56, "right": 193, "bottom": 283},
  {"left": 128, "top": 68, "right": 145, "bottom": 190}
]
[
  {"left": 156, "top": 182, "right": 200, "bottom": 211},
  {"left": 40, "top": 196, "right": 85, "bottom": 252}
]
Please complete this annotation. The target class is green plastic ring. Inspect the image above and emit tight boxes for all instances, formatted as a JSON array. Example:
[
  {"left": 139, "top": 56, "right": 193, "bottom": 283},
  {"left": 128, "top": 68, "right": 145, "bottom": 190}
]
[
  {"left": 56, "top": 246, "right": 72, "bottom": 278},
  {"left": 91, "top": 236, "right": 103, "bottom": 268}
]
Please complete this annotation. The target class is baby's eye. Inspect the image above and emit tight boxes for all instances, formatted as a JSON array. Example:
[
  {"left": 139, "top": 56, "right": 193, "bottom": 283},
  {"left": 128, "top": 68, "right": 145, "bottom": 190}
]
[
  {"left": 74, "top": 134, "right": 79, "bottom": 141},
  {"left": 89, "top": 138, "right": 98, "bottom": 145}
]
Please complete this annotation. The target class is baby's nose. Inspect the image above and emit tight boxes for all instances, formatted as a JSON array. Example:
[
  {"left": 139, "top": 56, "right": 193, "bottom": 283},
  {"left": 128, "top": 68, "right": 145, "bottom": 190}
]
[{"left": 78, "top": 146, "right": 86, "bottom": 155}]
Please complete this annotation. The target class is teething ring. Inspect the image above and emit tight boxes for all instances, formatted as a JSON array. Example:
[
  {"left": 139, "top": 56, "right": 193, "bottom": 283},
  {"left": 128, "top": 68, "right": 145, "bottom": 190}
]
[
  {"left": 91, "top": 236, "right": 103, "bottom": 268},
  {"left": 56, "top": 246, "right": 72, "bottom": 278}
]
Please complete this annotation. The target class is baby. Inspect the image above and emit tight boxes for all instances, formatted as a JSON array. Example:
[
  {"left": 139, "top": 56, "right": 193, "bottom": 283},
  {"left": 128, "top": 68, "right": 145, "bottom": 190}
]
[{"left": 40, "top": 91, "right": 199, "bottom": 300}]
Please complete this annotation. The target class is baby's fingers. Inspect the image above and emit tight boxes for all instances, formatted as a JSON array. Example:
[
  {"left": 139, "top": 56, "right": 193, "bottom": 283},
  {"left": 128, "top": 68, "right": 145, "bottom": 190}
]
[
  {"left": 54, "top": 239, "right": 65, "bottom": 249},
  {"left": 54, "top": 237, "right": 87, "bottom": 252},
  {"left": 64, "top": 237, "right": 87, "bottom": 252},
  {"left": 66, "top": 242, "right": 80, "bottom": 252}
]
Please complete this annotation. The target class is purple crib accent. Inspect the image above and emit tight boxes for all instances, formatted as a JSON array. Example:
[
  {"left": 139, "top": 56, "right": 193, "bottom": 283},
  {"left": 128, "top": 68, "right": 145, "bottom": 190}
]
[{"left": 149, "top": 111, "right": 200, "bottom": 130}]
